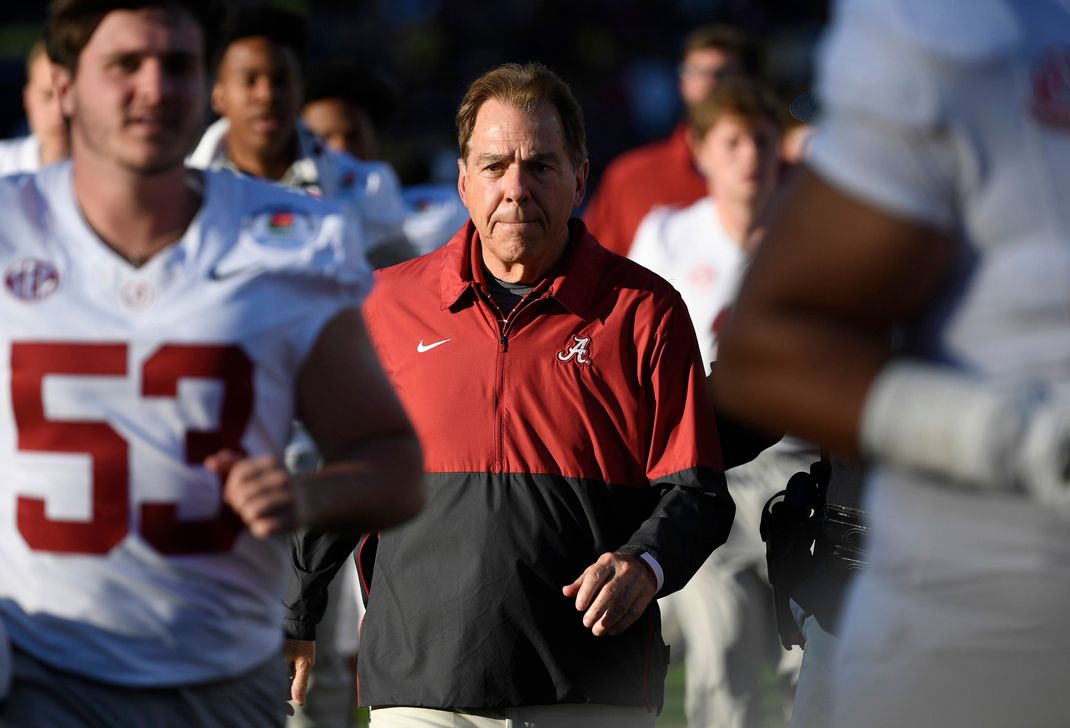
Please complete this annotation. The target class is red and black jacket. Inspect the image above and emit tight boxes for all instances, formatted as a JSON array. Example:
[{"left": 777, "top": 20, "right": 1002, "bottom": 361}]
[{"left": 284, "top": 220, "right": 734, "bottom": 710}]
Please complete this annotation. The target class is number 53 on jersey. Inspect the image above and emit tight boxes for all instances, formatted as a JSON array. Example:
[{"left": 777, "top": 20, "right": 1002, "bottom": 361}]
[{"left": 9, "top": 341, "right": 253, "bottom": 556}]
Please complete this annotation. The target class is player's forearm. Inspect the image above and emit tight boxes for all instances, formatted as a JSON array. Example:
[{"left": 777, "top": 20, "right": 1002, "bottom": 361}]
[
  {"left": 295, "top": 430, "right": 425, "bottom": 532},
  {"left": 707, "top": 364, "right": 782, "bottom": 469},
  {"left": 715, "top": 307, "right": 889, "bottom": 458}
]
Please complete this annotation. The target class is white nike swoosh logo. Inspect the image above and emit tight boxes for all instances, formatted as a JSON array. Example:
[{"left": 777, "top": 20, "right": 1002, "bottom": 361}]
[{"left": 417, "top": 338, "right": 452, "bottom": 353}]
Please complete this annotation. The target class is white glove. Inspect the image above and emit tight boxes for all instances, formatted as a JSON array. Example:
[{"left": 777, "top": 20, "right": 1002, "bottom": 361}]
[{"left": 861, "top": 362, "right": 1070, "bottom": 513}]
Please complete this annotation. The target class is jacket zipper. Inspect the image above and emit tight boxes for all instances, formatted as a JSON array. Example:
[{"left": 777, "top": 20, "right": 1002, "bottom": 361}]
[{"left": 488, "top": 292, "right": 539, "bottom": 472}]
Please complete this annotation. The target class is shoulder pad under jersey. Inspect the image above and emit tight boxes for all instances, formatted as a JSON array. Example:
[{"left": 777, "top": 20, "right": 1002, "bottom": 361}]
[{"left": 819, "top": 0, "right": 1023, "bottom": 126}]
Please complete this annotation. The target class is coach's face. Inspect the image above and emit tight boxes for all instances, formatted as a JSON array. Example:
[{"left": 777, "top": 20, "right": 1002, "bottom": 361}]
[
  {"left": 458, "top": 99, "right": 587, "bottom": 283},
  {"left": 54, "top": 7, "right": 206, "bottom": 175}
]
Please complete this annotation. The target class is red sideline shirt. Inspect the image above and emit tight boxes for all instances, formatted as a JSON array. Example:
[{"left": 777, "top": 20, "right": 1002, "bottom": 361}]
[{"left": 583, "top": 124, "right": 708, "bottom": 256}]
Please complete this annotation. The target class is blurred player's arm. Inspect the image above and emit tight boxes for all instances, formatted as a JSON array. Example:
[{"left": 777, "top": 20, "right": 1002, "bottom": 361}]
[
  {"left": 708, "top": 362, "right": 782, "bottom": 469},
  {"left": 714, "top": 167, "right": 951, "bottom": 455},
  {"left": 217, "top": 309, "right": 425, "bottom": 537},
  {"left": 295, "top": 307, "right": 424, "bottom": 529},
  {"left": 280, "top": 305, "right": 422, "bottom": 704}
]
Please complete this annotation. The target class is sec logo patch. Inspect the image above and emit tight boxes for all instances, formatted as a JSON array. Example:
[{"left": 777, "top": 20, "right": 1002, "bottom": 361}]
[{"left": 5, "top": 258, "right": 59, "bottom": 301}]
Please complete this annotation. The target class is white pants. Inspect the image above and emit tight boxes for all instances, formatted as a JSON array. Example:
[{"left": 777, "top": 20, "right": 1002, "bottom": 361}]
[
  {"left": 831, "top": 474, "right": 1070, "bottom": 728},
  {"left": 369, "top": 704, "right": 656, "bottom": 727}
]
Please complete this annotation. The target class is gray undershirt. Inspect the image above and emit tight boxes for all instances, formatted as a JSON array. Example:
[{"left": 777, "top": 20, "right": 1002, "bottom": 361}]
[{"left": 484, "top": 272, "right": 535, "bottom": 317}]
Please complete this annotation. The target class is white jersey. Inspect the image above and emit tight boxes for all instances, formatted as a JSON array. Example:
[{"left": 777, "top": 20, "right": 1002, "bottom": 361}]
[
  {"left": 0, "top": 163, "right": 370, "bottom": 687},
  {"left": 401, "top": 183, "right": 470, "bottom": 256},
  {"left": 188, "top": 119, "right": 407, "bottom": 253},
  {"left": 628, "top": 197, "right": 746, "bottom": 372},
  {"left": 0, "top": 135, "right": 39, "bottom": 177}
]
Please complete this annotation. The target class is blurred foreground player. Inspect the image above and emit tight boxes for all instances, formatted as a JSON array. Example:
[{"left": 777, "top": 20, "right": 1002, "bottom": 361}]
[
  {"left": 716, "top": 1, "right": 1070, "bottom": 726},
  {"left": 0, "top": 1, "right": 424, "bottom": 725}
]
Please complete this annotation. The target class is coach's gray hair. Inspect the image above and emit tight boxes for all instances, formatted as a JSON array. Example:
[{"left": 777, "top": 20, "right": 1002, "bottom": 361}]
[{"left": 456, "top": 62, "right": 587, "bottom": 167}]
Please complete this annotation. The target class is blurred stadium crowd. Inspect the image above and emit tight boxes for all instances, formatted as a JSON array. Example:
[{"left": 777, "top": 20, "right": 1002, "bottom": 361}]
[{"left": 0, "top": 0, "right": 827, "bottom": 192}]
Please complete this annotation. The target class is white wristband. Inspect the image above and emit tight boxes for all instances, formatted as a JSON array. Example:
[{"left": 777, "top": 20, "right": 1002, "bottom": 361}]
[{"left": 638, "top": 552, "right": 665, "bottom": 593}]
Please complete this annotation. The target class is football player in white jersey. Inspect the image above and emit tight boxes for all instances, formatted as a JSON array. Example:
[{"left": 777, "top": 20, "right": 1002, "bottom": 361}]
[
  {"left": 0, "top": 1, "right": 424, "bottom": 725},
  {"left": 716, "top": 0, "right": 1070, "bottom": 726},
  {"left": 187, "top": 7, "right": 413, "bottom": 268},
  {"left": 630, "top": 78, "right": 804, "bottom": 728},
  {"left": 0, "top": 40, "right": 69, "bottom": 176}
]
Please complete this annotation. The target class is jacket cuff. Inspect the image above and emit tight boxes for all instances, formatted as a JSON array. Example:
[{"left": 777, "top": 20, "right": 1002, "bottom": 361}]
[{"left": 283, "top": 616, "right": 317, "bottom": 641}]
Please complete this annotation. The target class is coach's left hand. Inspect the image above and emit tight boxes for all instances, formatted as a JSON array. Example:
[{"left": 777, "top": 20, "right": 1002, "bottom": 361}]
[{"left": 563, "top": 551, "right": 657, "bottom": 637}]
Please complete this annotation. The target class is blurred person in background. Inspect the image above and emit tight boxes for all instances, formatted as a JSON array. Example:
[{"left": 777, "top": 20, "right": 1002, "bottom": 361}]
[
  {"left": 629, "top": 77, "right": 796, "bottom": 728},
  {"left": 716, "top": 0, "right": 1070, "bottom": 726},
  {"left": 302, "top": 58, "right": 467, "bottom": 257},
  {"left": 0, "top": 40, "right": 70, "bottom": 176},
  {"left": 187, "top": 5, "right": 412, "bottom": 267},
  {"left": 583, "top": 24, "right": 758, "bottom": 256},
  {"left": 301, "top": 58, "right": 392, "bottom": 163}
]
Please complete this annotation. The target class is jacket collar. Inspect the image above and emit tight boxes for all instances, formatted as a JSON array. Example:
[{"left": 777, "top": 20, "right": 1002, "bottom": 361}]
[{"left": 438, "top": 219, "right": 605, "bottom": 317}]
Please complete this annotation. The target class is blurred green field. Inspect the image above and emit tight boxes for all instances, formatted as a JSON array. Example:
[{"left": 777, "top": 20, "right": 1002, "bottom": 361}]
[{"left": 657, "top": 662, "right": 687, "bottom": 728}]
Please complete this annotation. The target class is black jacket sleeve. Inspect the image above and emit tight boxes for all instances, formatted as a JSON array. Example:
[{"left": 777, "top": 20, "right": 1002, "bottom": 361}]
[
  {"left": 283, "top": 527, "right": 363, "bottom": 640},
  {"left": 619, "top": 466, "right": 735, "bottom": 596}
]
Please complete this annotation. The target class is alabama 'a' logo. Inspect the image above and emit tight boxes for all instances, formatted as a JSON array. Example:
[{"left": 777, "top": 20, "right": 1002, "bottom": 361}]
[{"left": 557, "top": 335, "right": 592, "bottom": 365}]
